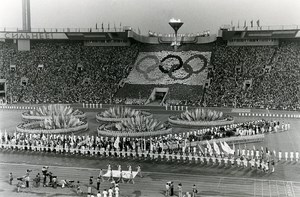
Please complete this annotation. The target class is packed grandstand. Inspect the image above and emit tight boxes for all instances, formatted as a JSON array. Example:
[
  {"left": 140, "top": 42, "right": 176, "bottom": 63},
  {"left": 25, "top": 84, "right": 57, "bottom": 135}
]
[{"left": 1, "top": 36, "right": 299, "bottom": 111}]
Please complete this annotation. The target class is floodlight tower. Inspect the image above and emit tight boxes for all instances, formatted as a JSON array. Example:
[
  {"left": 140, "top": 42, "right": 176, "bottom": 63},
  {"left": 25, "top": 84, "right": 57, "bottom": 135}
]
[
  {"left": 22, "top": 0, "right": 31, "bottom": 31},
  {"left": 169, "top": 19, "right": 183, "bottom": 51}
]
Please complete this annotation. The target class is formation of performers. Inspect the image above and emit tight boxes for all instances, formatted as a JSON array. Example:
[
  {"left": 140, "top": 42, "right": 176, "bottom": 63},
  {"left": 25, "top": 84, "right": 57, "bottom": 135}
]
[{"left": 0, "top": 119, "right": 289, "bottom": 156}]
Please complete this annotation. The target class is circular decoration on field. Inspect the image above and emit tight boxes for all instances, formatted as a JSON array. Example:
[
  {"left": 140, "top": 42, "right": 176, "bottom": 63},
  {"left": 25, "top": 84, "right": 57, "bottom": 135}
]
[
  {"left": 97, "top": 115, "right": 172, "bottom": 137},
  {"left": 168, "top": 108, "right": 234, "bottom": 126},
  {"left": 159, "top": 55, "right": 183, "bottom": 74},
  {"left": 17, "top": 104, "right": 88, "bottom": 134},
  {"left": 22, "top": 104, "right": 86, "bottom": 121},
  {"left": 96, "top": 106, "right": 152, "bottom": 122}
]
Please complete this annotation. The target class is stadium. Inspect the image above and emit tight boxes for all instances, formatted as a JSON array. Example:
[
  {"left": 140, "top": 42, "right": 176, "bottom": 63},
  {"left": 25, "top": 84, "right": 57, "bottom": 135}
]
[{"left": 0, "top": 0, "right": 300, "bottom": 196}]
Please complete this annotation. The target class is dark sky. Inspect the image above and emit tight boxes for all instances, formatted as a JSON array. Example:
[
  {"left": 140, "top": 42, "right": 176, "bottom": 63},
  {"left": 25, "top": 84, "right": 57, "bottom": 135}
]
[{"left": 1, "top": 0, "right": 300, "bottom": 34}]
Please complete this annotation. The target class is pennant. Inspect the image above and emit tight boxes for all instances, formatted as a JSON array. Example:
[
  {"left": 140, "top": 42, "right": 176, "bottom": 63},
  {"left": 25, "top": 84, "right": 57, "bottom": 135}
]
[
  {"left": 114, "top": 136, "right": 120, "bottom": 149},
  {"left": 213, "top": 141, "right": 220, "bottom": 155},
  {"left": 256, "top": 20, "right": 260, "bottom": 27},
  {"left": 198, "top": 143, "right": 204, "bottom": 156},
  {"left": 206, "top": 140, "right": 213, "bottom": 156}
]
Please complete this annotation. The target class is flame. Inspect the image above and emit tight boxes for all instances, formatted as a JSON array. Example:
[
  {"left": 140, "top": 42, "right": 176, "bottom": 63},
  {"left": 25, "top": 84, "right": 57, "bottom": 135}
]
[{"left": 169, "top": 18, "right": 181, "bottom": 23}]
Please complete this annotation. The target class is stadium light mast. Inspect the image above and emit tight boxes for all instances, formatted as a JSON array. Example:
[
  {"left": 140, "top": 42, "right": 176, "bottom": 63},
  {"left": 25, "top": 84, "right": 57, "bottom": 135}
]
[
  {"left": 169, "top": 18, "right": 183, "bottom": 51},
  {"left": 22, "top": 0, "right": 31, "bottom": 31}
]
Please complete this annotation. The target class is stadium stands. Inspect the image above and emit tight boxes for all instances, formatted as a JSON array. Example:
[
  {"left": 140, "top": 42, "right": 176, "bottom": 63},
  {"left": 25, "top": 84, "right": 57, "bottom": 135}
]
[
  {"left": 1, "top": 39, "right": 299, "bottom": 110},
  {"left": 205, "top": 41, "right": 300, "bottom": 110},
  {"left": 0, "top": 41, "right": 139, "bottom": 104}
]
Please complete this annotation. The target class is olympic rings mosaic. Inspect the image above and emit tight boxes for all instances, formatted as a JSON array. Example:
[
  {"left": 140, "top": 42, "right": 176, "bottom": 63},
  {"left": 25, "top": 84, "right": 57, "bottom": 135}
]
[{"left": 135, "top": 54, "right": 208, "bottom": 81}]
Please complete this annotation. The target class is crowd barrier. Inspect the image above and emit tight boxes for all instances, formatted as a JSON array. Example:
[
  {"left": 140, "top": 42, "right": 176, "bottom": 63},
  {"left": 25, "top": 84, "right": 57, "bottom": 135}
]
[
  {"left": 0, "top": 142, "right": 298, "bottom": 165},
  {"left": 238, "top": 113, "right": 300, "bottom": 119},
  {"left": 165, "top": 105, "right": 188, "bottom": 111},
  {"left": 83, "top": 103, "right": 103, "bottom": 109},
  {"left": 0, "top": 105, "right": 37, "bottom": 110}
]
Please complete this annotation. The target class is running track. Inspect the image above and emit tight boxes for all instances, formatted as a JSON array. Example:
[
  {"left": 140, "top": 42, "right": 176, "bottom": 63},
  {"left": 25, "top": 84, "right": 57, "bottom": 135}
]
[{"left": 0, "top": 162, "right": 299, "bottom": 197}]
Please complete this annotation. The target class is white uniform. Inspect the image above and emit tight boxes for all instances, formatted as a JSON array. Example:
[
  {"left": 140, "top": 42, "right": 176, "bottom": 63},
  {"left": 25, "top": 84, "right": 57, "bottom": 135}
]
[
  {"left": 290, "top": 152, "right": 294, "bottom": 161},
  {"left": 285, "top": 152, "right": 288, "bottom": 161},
  {"left": 278, "top": 152, "right": 282, "bottom": 161}
]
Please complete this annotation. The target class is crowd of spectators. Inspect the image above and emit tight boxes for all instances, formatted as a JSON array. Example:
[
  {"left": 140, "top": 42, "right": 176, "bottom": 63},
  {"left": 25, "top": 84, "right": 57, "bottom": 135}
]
[
  {"left": 0, "top": 41, "right": 139, "bottom": 104},
  {"left": 1, "top": 40, "right": 299, "bottom": 110},
  {"left": 206, "top": 41, "right": 300, "bottom": 110}
]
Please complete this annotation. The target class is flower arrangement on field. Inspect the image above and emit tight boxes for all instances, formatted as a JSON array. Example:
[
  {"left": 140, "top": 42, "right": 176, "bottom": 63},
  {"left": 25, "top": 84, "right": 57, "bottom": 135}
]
[
  {"left": 175, "top": 108, "right": 231, "bottom": 122},
  {"left": 102, "top": 115, "right": 166, "bottom": 133},
  {"left": 29, "top": 104, "right": 83, "bottom": 117},
  {"left": 99, "top": 106, "right": 144, "bottom": 119}
]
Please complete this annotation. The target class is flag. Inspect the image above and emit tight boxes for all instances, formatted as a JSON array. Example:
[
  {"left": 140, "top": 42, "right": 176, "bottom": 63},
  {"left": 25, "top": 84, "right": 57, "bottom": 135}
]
[
  {"left": 96, "top": 23, "right": 98, "bottom": 29},
  {"left": 108, "top": 23, "right": 110, "bottom": 30},
  {"left": 244, "top": 20, "right": 246, "bottom": 28},
  {"left": 238, "top": 21, "right": 240, "bottom": 28},
  {"left": 223, "top": 141, "right": 234, "bottom": 154},
  {"left": 120, "top": 22, "right": 122, "bottom": 27},
  {"left": 220, "top": 141, "right": 226, "bottom": 153},
  {"left": 101, "top": 23, "right": 104, "bottom": 30},
  {"left": 231, "top": 20, "right": 233, "bottom": 26},
  {"left": 206, "top": 140, "right": 213, "bottom": 156},
  {"left": 213, "top": 141, "right": 220, "bottom": 155},
  {"left": 250, "top": 20, "right": 253, "bottom": 27},
  {"left": 256, "top": 20, "right": 260, "bottom": 27},
  {"left": 138, "top": 27, "right": 141, "bottom": 34},
  {"left": 150, "top": 138, "right": 153, "bottom": 152},
  {"left": 114, "top": 136, "right": 120, "bottom": 149},
  {"left": 198, "top": 143, "right": 204, "bottom": 156}
]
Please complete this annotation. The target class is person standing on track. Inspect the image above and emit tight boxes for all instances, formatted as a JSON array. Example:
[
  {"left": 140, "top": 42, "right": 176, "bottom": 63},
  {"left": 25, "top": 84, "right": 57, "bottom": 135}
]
[
  {"left": 9, "top": 172, "right": 13, "bottom": 185},
  {"left": 118, "top": 170, "right": 124, "bottom": 183},
  {"left": 97, "top": 176, "right": 101, "bottom": 191},
  {"left": 99, "top": 169, "right": 105, "bottom": 182},
  {"left": 192, "top": 184, "right": 197, "bottom": 197},
  {"left": 178, "top": 183, "right": 183, "bottom": 197},
  {"left": 170, "top": 181, "right": 174, "bottom": 196},
  {"left": 115, "top": 185, "right": 120, "bottom": 197},
  {"left": 137, "top": 165, "right": 142, "bottom": 178},
  {"left": 25, "top": 175, "right": 30, "bottom": 188},
  {"left": 166, "top": 182, "right": 170, "bottom": 196},
  {"left": 127, "top": 170, "right": 134, "bottom": 184}
]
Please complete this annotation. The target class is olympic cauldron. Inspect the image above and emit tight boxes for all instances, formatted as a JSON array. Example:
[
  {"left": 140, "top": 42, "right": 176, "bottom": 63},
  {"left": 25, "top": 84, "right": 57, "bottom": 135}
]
[{"left": 169, "top": 18, "right": 184, "bottom": 51}]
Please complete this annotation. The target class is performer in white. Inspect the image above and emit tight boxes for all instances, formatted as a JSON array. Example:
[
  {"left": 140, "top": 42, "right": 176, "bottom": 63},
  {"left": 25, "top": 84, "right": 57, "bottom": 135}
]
[
  {"left": 127, "top": 165, "right": 132, "bottom": 172},
  {"left": 107, "top": 163, "right": 111, "bottom": 172},
  {"left": 137, "top": 165, "right": 142, "bottom": 178},
  {"left": 278, "top": 151, "right": 282, "bottom": 161},
  {"left": 285, "top": 152, "right": 288, "bottom": 161},
  {"left": 98, "top": 169, "right": 104, "bottom": 182},
  {"left": 290, "top": 152, "right": 294, "bottom": 162}
]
